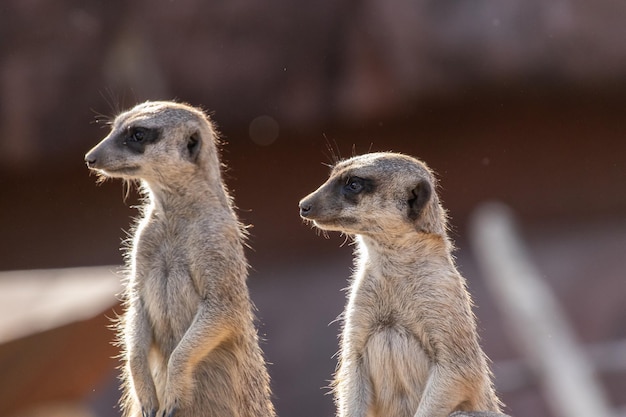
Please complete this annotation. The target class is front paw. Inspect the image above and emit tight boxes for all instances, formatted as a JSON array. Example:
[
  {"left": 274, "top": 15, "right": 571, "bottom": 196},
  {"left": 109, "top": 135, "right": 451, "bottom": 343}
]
[
  {"left": 134, "top": 377, "right": 159, "bottom": 417},
  {"left": 142, "top": 407, "right": 157, "bottom": 417},
  {"left": 159, "top": 389, "right": 183, "bottom": 417},
  {"left": 138, "top": 395, "right": 159, "bottom": 417},
  {"left": 159, "top": 403, "right": 179, "bottom": 417},
  {"left": 160, "top": 368, "right": 192, "bottom": 417}
]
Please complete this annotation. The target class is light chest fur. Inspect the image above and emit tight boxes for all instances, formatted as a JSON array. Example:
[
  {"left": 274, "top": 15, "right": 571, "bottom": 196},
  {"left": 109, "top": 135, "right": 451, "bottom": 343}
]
[
  {"left": 133, "top": 207, "right": 201, "bottom": 354},
  {"left": 344, "top": 236, "right": 472, "bottom": 416},
  {"left": 129, "top": 194, "right": 248, "bottom": 356}
]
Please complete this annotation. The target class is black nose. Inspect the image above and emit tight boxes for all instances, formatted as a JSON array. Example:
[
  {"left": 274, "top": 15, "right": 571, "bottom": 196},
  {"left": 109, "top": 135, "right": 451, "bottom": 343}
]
[
  {"left": 299, "top": 202, "right": 312, "bottom": 218},
  {"left": 84, "top": 150, "right": 98, "bottom": 168},
  {"left": 85, "top": 156, "right": 96, "bottom": 168}
]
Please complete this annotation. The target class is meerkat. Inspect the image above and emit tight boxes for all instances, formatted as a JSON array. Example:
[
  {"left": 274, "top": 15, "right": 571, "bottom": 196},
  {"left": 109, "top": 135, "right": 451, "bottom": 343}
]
[
  {"left": 298, "top": 152, "right": 503, "bottom": 417},
  {"left": 84, "top": 101, "right": 275, "bottom": 417}
]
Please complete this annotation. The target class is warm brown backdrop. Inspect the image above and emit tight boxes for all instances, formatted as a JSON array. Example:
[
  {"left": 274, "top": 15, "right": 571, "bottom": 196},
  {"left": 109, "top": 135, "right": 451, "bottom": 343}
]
[{"left": 1, "top": 2, "right": 625, "bottom": 417}]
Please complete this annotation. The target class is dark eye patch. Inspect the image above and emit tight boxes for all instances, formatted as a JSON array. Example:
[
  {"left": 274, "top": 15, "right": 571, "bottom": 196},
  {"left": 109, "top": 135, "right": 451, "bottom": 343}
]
[
  {"left": 340, "top": 176, "right": 375, "bottom": 203},
  {"left": 122, "top": 126, "right": 161, "bottom": 153}
]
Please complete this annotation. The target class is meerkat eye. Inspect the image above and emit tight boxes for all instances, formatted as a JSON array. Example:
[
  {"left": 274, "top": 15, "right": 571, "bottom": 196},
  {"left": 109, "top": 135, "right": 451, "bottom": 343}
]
[
  {"left": 129, "top": 128, "right": 146, "bottom": 142},
  {"left": 345, "top": 177, "right": 364, "bottom": 193}
]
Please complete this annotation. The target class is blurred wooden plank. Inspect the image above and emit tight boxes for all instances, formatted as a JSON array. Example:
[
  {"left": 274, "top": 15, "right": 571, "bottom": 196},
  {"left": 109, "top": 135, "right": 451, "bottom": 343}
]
[
  {"left": 470, "top": 203, "right": 615, "bottom": 417},
  {"left": 495, "top": 338, "right": 626, "bottom": 392},
  {"left": 0, "top": 266, "right": 122, "bottom": 343}
]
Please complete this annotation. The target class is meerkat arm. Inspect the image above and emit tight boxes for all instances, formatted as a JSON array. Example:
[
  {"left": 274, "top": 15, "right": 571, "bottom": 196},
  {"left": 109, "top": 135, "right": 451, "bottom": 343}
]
[
  {"left": 126, "top": 299, "right": 160, "bottom": 417},
  {"left": 412, "top": 364, "right": 465, "bottom": 417},
  {"left": 159, "top": 301, "right": 233, "bottom": 416},
  {"left": 335, "top": 355, "right": 373, "bottom": 417}
]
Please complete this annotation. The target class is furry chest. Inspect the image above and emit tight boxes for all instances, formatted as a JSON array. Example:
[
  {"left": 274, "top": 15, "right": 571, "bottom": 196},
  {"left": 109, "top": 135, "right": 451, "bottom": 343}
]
[
  {"left": 347, "top": 269, "right": 415, "bottom": 333},
  {"left": 345, "top": 271, "right": 434, "bottom": 371},
  {"left": 363, "top": 327, "right": 431, "bottom": 417},
  {"left": 135, "top": 249, "right": 201, "bottom": 353},
  {"left": 342, "top": 268, "right": 444, "bottom": 416}
]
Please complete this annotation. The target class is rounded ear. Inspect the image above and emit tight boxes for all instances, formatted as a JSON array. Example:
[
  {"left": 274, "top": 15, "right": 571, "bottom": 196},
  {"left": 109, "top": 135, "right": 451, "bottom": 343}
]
[
  {"left": 186, "top": 132, "right": 201, "bottom": 162},
  {"left": 407, "top": 180, "right": 431, "bottom": 220}
]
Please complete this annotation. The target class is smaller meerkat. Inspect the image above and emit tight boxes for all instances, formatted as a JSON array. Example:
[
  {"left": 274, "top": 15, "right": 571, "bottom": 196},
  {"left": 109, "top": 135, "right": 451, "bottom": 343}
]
[
  {"left": 299, "top": 152, "right": 503, "bottom": 417},
  {"left": 84, "top": 101, "right": 275, "bottom": 417}
]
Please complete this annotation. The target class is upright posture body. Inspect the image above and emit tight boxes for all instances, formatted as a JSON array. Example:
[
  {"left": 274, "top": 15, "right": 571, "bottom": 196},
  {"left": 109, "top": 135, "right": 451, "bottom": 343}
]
[
  {"left": 85, "top": 101, "right": 274, "bottom": 417},
  {"left": 299, "top": 152, "right": 502, "bottom": 417}
]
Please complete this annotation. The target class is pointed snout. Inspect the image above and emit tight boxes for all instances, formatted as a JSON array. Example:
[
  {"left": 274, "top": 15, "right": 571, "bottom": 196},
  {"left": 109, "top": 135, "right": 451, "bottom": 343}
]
[
  {"left": 298, "top": 197, "right": 313, "bottom": 218},
  {"left": 299, "top": 183, "right": 330, "bottom": 220},
  {"left": 84, "top": 134, "right": 112, "bottom": 170},
  {"left": 84, "top": 151, "right": 96, "bottom": 168},
  {"left": 84, "top": 146, "right": 100, "bottom": 169}
]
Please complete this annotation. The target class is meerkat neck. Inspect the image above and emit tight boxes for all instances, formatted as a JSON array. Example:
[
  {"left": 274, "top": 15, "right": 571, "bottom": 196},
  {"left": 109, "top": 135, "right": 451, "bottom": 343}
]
[
  {"left": 357, "top": 232, "right": 453, "bottom": 267},
  {"left": 142, "top": 179, "right": 232, "bottom": 216}
]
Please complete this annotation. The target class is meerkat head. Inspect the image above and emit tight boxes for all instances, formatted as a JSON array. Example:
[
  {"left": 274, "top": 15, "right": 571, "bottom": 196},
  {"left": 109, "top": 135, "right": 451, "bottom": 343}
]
[
  {"left": 84, "top": 101, "right": 221, "bottom": 188},
  {"left": 299, "top": 152, "right": 447, "bottom": 238}
]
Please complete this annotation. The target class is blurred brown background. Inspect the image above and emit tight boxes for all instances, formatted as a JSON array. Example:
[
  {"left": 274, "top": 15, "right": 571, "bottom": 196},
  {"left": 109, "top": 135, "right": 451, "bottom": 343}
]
[{"left": 0, "top": 1, "right": 625, "bottom": 416}]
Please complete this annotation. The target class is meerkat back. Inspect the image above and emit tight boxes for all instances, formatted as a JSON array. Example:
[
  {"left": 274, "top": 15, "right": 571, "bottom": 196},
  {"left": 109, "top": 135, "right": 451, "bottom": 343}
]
[{"left": 85, "top": 101, "right": 275, "bottom": 417}]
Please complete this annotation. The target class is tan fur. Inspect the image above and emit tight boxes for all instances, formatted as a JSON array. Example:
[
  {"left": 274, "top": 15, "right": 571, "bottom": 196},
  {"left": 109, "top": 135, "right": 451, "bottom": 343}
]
[
  {"left": 85, "top": 101, "right": 275, "bottom": 417},
  {"left": 299, "top": 152, "right": 502, "bottom": 417}
]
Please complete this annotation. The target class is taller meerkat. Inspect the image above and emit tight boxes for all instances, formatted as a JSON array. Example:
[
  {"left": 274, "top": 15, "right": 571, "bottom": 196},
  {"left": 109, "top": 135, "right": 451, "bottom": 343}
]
[
  {"left": 85, "top": 101, "right": 275, "bottom": 417},
  {"left": 299, "top": 152, "right": 502, "bottom": 417}
]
